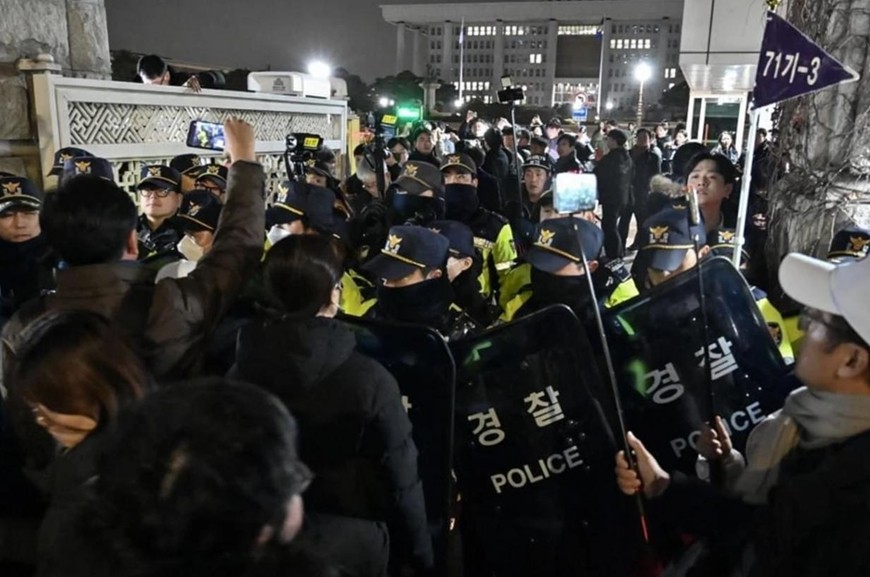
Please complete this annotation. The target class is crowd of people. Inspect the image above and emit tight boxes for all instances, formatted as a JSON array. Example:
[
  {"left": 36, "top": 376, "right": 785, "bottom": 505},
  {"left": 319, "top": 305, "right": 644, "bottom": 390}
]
[{"left": 0, "top": 103, "right": 869, "bottom": 577}]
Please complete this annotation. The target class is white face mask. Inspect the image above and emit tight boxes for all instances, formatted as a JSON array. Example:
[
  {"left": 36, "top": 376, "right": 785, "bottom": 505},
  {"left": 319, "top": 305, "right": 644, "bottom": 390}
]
[
  {"left": 267, "top": 225, "right": 292, "bottom": 246},
  {"left": 177, "top": 234, "right": 204, "bottom": 262}
]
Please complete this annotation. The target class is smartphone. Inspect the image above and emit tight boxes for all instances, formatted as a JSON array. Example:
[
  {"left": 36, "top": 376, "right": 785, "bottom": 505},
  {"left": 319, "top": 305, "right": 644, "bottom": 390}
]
[
  {"left": 553, "top": 173, "right": 597, "bottom": 214},
  {"left": 187, "top": 120, "right": 226, "bottom": 151}
]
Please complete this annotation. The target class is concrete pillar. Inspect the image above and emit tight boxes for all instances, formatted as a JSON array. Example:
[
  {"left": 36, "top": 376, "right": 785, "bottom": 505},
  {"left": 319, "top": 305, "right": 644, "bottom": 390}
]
[
  {"left": 396, "top": 23, "right": 406, "bottom": 74},
  {"left": 420, "top": 81, "right": 441, "bottom": 113},
  {"left": 65, "top": 0, "right": 111, "bottom": 79},
  {"left": 0, "top": 0, "right": 110, "bottom": 181}
]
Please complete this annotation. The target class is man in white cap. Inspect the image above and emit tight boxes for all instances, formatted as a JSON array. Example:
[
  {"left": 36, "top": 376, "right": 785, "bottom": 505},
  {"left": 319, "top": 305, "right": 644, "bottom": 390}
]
[{"left": 614, "top": 252, "right": 870, "bottom": 577}]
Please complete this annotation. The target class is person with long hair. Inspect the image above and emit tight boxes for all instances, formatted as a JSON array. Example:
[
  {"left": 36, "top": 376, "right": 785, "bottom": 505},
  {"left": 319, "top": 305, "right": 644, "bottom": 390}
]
[
  {"left": 233, "top": 234, "right": 432, "bottom": 576},
  {"left": 0, "top": 310, "right": 150, "bottom": 573}
]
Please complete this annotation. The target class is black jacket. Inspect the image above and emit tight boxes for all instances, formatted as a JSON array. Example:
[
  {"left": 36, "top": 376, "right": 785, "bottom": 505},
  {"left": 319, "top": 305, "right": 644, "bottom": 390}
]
[
  {"left": 630, "top": 147, "right": 662, "bottom": 197},
  {"left": 482, "top": 148, "right": 510, "bottom": 180},
  {"left": 0, "top": 235, "right": 55, "bottom": 326},
  {"left": 407, "top": 150, "right": 440, "bottom": 168},
  {"left": 654, "top": 429, "right": 870, "bottom": 577},
  {"left": 594, "top": 148, "right": 633, "bottom": 207},
  {"left": 233, "top": 317, "right": 432, "bottom": 571}
]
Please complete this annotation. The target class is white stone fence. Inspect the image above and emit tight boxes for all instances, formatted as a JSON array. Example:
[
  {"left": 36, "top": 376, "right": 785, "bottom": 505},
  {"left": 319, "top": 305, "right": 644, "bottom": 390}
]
[{"left": 30, "top": 71, "right": 348, "bottom": 194}]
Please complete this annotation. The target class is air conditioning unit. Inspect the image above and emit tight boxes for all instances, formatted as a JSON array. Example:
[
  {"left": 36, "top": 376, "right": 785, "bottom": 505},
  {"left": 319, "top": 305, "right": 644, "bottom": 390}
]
[{"left": 247, "top": 72, "right": 332, "bottom": 99}]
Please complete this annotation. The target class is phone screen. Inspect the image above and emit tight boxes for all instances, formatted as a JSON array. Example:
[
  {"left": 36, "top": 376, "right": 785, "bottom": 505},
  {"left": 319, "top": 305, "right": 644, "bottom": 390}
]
[
  {"left": 187, "top": 120, "right": 226, "bottom": 151},
  {"left": 553, "top": 173, "right": 597, "bottom": 214}
]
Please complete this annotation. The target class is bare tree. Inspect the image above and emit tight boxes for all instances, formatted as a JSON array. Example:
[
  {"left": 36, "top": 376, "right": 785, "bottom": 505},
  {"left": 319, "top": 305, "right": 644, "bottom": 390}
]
[{"left": 766, "top": 0, "right": 870, "bottom": 297}]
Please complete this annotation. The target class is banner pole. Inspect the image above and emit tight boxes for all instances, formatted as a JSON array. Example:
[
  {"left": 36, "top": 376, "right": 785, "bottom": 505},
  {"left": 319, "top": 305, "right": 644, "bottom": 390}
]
[{"left": 733, "top": 107, "right": 761, "bottom": 269}]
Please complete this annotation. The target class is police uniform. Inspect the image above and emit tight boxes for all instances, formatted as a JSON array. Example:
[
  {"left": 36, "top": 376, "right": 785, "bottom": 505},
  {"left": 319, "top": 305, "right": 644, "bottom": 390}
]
[
  {"left": 517, "top": 155, "right": 553, "bottom": 250},
  {"left": 501, "top": 217, "right": 627, "bottom": 323},
  {"left": 155, "top": 190, "right": 223, "bottom": 282},
  {"left": 135, "top": 165, "right": 185, "bottom": 264},
  {"left": 440, "top": 153, "right": 517, "bottom": 300},
  {"left": 430, "top": 219, "right": 499, "bottom": 327},
  {"left": 0, "top": 177, "right": 55, "bottom": 322},
  {"left": 266, "top": 181, "right": 376, "bottom": 318},
  {"left": 363, "top": 225, "right": 480, "bottom": 340}
]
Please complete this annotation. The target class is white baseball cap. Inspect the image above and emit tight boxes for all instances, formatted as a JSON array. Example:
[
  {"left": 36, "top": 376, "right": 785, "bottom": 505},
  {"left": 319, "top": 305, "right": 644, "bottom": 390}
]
[{"left": 779, "top": 252, "right": 870, "bottom": 345}]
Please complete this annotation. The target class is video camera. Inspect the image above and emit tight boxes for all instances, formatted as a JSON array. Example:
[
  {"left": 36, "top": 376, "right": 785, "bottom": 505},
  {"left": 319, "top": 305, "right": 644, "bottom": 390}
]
[{"left": 284, "top": 132, "right": 324, "bottom": 181}]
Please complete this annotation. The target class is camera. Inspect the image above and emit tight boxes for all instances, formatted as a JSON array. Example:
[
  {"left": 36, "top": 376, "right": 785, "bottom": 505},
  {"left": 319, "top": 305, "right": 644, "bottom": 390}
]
[
  {"left": 497, "top": 75, "right": 525, "bottom": 104},
  {"left": 284, "top": 133, "right": 324, "bottom": 181}
]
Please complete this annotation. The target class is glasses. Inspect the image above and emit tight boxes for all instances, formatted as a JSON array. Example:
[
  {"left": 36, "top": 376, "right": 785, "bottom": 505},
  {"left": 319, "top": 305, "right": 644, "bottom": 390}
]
[{"left": 139, "top": 188, "right": 174, "bottom": 199}]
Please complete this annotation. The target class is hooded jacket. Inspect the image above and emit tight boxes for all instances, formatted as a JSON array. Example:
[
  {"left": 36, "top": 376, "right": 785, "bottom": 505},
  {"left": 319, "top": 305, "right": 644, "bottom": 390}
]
[{"left": 233, "top": 316, "right": 432, "bottom": 571}]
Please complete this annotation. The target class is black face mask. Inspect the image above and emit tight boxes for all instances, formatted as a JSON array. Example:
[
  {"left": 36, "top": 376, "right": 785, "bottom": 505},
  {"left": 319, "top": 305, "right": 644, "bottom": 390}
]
[
  {"left": 451, "top": 258, "right": 484, "bottom": 311},
  {"left": 376, "top": 275, "right": 454, "bottom": 327},
  {"left": 445, "top": 183, "right": 480, "bottom": 222},
  {"left": 389, "top": 191, "right": 445, "bottom": 225},
  {"left": 530, "top": 267, "right": 595, "bottom": 321}
]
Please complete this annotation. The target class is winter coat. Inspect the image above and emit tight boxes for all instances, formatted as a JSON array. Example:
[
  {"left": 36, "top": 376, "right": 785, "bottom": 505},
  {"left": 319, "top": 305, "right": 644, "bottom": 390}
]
[
  {"left": 233, "top": 316, "right": 433, "bottom": 571},
  {"left": 482, "top": 148, "right": 510, "bottom": 180},
  {"left": 594, "top": 148, "right": 633, "bottom": 207}
]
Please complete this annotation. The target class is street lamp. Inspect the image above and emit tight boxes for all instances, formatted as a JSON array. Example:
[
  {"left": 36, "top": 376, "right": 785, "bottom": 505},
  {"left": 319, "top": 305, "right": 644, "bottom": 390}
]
[
  {"left": 307, "top": 60, "right": 332, "bottom": 79},
  {"left": 634, "top": 62, "right": 652, "bottom": 127},
  {"left": 378, "top": 96, "right": 390, "bottom": 108},
  {"left": 605, "top": 102, "right": 614, "bottom": 111}
]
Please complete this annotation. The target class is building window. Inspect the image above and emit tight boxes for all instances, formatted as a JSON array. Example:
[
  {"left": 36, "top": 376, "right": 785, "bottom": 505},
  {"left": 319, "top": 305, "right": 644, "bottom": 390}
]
[{"left": 644, "top": 39, "right": 650, "bottom": 49}]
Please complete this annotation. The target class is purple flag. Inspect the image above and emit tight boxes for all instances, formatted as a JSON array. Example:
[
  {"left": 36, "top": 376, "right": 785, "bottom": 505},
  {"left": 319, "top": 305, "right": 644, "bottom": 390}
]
[{"left": 753, "top": 11, "right": 859, "bottom": 109}]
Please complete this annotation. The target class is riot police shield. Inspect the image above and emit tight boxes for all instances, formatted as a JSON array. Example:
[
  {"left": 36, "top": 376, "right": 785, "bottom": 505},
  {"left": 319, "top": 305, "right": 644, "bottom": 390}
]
[
  {"left": 339, "top": 318, "right": 455, "bottom": 576},
  {"left": 449, "top": 305, "right": 637, "bottom": 577},
  {"left": 603, "top": 256, "right": 793, "bottom": 475}
]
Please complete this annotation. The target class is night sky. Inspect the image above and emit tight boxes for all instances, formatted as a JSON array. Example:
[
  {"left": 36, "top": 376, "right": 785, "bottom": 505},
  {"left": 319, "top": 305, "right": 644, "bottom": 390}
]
[{"left": 105, "top": 0, "right": 521, "bottom": 81}]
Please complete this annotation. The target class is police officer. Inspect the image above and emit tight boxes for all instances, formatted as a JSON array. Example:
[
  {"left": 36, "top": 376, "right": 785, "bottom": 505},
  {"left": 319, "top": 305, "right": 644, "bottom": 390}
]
[
  {"left": 827, "top": 226, "right": 870, "bottom": 262},
  {"left": 640, "top": 208, "right": 794, "bottom": 364},
  {"left": 440, "top": 153, "right": 516, "bottom": 301},
  {"left": 429, "top": 220, "right": 497, "bottom": 326},
  {"left": 155, "top": 190, "right": 222, "bottom": 281},
  {"left": 0, "top": 177, "right": 54, "bottom": 325},
  {"left": 516, "top": 155, "right": 553, "bottom": 249},
  {"left": 503, "top": 217, "right": 630, "bottom": 324},
  {"left": 136, "top": 165, "right": 184, "bottom": 262},
  {"left": 709, "top": 228, "right": 794, "bottom": 363},
  {"left": 195, "top": 164, "right": 229, "bottom": 202},
  {"left": 170, "top": 154, "right": 205, "bottom": 194},
  {"left": 60, "top": 157, "right": 115, "bottom": 186},
  {"left": 364, "top": 225, "right": 479, "bottom": 341},
  {"left": 267, "top": 181, "right": 376, "bottom": 318},
  {"left": 47, "top": 147, "right": 92, "bottom": 180}
]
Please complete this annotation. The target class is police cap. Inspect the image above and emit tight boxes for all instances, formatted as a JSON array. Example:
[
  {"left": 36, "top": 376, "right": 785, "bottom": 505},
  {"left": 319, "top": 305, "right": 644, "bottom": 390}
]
[
  {"left": 138, "top": 165, "right": 181, "bottom": 192},
  {"left": 49, "top": 147, "right": 93, "bottom": 176},
  {"left": 440, "top": 153, "right": 477, "bottom": 176},
  {"left": 395, "top": 161, "right": 444, "bottom": 197},
  {"left": 0, "top": 177, "right": 44, "bottom": 214},
  {"left": 523, "top": 155, "right": 552, "bottom": 173},
  {"left": 63, "top": 157, "right": 115, "bottom": 183},
  {"left": 525, "top": 217, "right": 603, "bottom": 273},
  {"left": 177, "top": 190, "right": 222, "bottom": 232},
  {"left": 363, "top": 225, "right": 449, "bottom": 281},
  {"left": 429, "top": 220, "right": 475, "bottom": 259},
  {"left": 266, "top": 181, "right": 335, "bottom": 231},
  {"left": 195, "top": 164, "right": 229, "bottom": 188},
  {"left": 827, "top": 226, "right": 870, "bottom": 262},
  {"left": 641, "top": 207, "right": 705, "bottom": 272}
]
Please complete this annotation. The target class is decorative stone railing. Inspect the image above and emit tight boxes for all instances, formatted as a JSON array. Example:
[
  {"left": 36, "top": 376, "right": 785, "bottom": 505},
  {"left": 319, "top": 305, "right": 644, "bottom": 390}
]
[{"left": 30, "top": 72, "right": 348, "bottom": 194}]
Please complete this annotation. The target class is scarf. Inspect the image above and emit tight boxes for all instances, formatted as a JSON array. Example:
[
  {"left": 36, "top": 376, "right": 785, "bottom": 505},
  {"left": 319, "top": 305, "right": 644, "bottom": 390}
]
[{"left": 734, "top": 386, "right": 870, "bottom": 504}]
